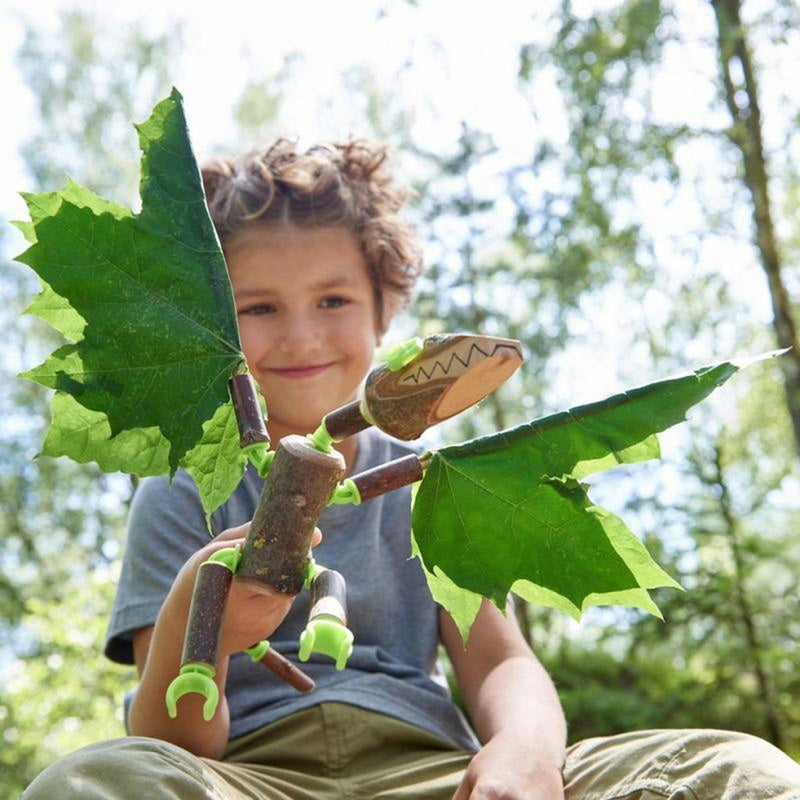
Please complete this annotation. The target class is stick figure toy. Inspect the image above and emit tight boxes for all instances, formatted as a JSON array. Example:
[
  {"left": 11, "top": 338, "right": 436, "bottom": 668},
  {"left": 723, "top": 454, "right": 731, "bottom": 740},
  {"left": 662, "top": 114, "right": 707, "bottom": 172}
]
[{"left": 166, "top": 333, "right": 524, "bottom": 720}]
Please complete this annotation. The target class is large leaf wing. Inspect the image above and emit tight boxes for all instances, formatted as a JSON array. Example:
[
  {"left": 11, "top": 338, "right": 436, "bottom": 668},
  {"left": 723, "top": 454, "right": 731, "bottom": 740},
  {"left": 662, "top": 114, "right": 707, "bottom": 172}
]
[
  {"left": 412, "top": 354, "right": 780, "bottom": 640},
  {"left": 16, "top": 89, "right": 250, "bottom": 519},
  {"left": 17, "top": 89, "right": 245, "bottom": 475}
]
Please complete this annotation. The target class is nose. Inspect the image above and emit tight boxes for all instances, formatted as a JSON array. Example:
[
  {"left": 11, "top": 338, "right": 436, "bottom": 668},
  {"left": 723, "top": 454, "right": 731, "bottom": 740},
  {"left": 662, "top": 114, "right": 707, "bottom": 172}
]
[{"left": 277, "top": 310, "right": 321, "bottom": 355}]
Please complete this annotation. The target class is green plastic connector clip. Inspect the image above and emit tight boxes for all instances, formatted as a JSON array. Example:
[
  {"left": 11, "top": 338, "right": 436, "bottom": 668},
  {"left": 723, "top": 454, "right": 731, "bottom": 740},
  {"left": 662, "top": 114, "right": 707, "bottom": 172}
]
[
  {"left": 327, "top": 479, "right": 361, "bottom": 506},
  {"left": 246, "top": 444, "right": 275, "bottom": 477},
  {"left": 304, "top": 560, "right": 326, "bottom": 590},
  {"left": 165, "top": 663, "right": 219, "bottom": 721},
  {"left": 307, "top": 421, "right": 335, "bottom": 453},
  {"left": 385, "top": 337, "right": 424, "bottom": 372},
  {"left": 298, "top": 618, "right": 354, "bottom": 671},
  {"left": 207, "top": 545, "right": 241, "bottom": 572},
  {"left": 245, "top": 640, "right": 270, "bottom": 662}
]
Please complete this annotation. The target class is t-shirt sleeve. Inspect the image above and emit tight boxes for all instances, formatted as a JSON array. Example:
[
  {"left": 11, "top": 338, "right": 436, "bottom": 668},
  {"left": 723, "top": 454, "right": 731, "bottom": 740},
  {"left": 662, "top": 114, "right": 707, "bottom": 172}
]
[{"left": 103, "top": 471, "right": 213, "bottom": 664}]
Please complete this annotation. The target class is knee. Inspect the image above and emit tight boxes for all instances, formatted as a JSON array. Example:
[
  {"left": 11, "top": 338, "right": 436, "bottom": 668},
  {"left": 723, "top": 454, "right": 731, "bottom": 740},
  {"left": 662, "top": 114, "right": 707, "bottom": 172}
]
[
  {"left": 680, "top": 728, "right": 776, "bottom": 761},
  {"left": 22, "top": 736, "right": 209, "bottom": 800},
  {"left": 566, "top": 727, "right": 800, "bottom": 799},
  {"left": 697, "top": 728, "right": 797, "bottom": 766},
  {"left": 671, "top": 729, "right": 800, "bottom": 793}
]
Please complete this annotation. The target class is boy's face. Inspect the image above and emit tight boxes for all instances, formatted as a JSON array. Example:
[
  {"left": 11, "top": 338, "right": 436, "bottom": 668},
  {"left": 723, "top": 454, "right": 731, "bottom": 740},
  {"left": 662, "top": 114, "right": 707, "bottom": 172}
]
[{"left": 227, "top": 225, "right": 380, "bottom": 442}]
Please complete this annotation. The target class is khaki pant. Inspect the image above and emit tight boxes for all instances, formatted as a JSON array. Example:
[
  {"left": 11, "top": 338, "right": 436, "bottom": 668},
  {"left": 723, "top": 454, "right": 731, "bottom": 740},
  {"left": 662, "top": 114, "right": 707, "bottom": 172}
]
[{"left": 22, "top": 702, "right": 800, "bottom": 799}]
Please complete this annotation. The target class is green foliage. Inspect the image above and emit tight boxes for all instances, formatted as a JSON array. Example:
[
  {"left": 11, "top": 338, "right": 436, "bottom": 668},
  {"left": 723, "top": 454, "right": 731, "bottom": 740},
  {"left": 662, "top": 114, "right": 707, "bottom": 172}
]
[
  {"left": 1, "top": 17, "right": 184, "bottom": 789},
  {"left": 230, "top": 53, "right": 300, "bottom": 146},
  {"left": 0, "top": 567, "right": 134, "bottom": 796},
  {"left": 514, "top": 0, "right": 672, "bottom": 315},
  {"left": 410, "top": 124, "right": 559, "bottom": 450},
  {"left": 507, "top": 3, "right": 800, "bottom": 751},
  {"left": 543, "top": 480, "right": 800, "bottom": 757},
  {"left": 16, "top": 8, "right": 181, "bottom": 203},
  {"left": 521, "top": 344, "right": 800, "bottom": 755},
  {"left": 412, "top": 356, "right": 779, "bottom": 638},
  {"left": 17, "top": 90, "right": 249, "bottom": 518}
]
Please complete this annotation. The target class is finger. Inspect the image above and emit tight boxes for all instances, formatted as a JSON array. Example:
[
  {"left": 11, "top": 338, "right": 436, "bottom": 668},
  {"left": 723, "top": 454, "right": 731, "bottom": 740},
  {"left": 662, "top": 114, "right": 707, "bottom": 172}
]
[
  {"left": 205, "top": 537, "right": 246, "bottom": 556},
  {"left": 311, "top": 527, "right": 322, "bottom": 548},
  {"left": 214, "top": 522, "right": 250, "bottom": 542},
  {"left": 190, "top": 525, "right": 248, "bottom": 567},
  {"left": 218, "top": 523, "right": 318, "bottom": 548}
]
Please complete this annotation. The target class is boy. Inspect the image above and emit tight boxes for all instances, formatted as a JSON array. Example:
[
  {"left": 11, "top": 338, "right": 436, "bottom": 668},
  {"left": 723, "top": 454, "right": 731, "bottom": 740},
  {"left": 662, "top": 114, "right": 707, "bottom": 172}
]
[{"left": 24, "top": 139, "right": 800, "bottom": 799}]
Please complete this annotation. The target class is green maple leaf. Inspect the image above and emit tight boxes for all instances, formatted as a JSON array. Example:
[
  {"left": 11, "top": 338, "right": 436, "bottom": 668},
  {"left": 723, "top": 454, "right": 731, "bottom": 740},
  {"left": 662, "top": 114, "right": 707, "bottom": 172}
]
[
  {"left": 16, "top": 89, "right": 250, "bottom": 519},
  {"left": 411, "top": 354, "right": 780, "bottom": 640}
]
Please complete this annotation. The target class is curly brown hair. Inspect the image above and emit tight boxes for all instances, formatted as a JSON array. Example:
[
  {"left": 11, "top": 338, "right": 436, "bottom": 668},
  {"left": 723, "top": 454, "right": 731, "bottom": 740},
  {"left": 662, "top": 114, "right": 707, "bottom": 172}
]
[{"left": 201, "top": 138, "right": 422, "bottom": 332}]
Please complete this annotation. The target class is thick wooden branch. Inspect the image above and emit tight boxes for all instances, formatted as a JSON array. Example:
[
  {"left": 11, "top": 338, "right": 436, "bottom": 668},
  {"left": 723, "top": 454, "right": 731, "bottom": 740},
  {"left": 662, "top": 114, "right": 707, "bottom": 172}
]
[{"left": 237, "top": 435, "right": 345, "bottom": 594}]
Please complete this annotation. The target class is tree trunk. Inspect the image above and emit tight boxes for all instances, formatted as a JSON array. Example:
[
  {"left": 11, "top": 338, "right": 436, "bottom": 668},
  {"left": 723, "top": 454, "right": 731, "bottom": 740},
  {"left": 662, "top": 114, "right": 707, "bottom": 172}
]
[
  {"left": 711, "top": 0, "right": 800, "bottom": 455},
  {"left": 711, "top": 442, "right": 785, "bottom": 749}
]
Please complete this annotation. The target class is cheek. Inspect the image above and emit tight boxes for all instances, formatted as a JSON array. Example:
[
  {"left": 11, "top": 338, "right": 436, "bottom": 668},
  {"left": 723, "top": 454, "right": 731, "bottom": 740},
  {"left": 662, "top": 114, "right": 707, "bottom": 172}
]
[
  {"left": 339, "top": 311, "right": 379, "bottom": 356},
  {"left": 237, "top": 319, "right": 268, "bottom": 366}
]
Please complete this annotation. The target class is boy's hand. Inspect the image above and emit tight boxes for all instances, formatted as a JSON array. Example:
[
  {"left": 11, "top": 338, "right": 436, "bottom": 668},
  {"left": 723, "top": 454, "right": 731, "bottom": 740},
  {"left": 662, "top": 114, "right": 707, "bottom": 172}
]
[
  {"left": 453, "top": 732, "right": 564, "bottom": 800},
  {"left": 130, "top": 520, "right": 323, "bottom": 757},
  {"left": 163, "top": 522, "right": 321, "bottom": 658}
]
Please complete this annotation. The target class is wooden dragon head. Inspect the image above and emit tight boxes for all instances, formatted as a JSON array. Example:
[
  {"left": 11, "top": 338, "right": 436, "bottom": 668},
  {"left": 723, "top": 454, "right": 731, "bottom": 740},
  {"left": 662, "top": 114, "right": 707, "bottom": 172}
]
[{"left": 362, "top": 334, "right": 524, "bottom": 440}]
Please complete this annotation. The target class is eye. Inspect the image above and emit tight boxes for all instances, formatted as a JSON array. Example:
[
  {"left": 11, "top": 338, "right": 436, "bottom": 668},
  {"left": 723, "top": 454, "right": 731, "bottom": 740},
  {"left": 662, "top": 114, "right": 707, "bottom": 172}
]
[
  {"left": 239, "top": 302, "right": 277, "bottom": 316},
  {"left": 319, "top": 295, "right": 350, "bottom": 309}
]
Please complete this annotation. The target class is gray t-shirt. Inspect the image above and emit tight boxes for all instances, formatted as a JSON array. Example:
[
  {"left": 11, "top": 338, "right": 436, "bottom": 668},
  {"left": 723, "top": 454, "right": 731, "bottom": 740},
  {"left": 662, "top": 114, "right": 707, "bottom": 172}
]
[{"left": 105, "top": 428, "right": 479, "bottom": 752}]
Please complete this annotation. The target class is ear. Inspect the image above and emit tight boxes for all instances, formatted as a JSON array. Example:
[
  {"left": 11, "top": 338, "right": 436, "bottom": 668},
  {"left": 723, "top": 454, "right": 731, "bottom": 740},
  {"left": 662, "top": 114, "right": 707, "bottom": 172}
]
[
  {"left": 375, "top": 294, "right": 395, "bottom": 343},
  {"left": 373, "top": 303, "right": 385, "bottom": 345}
]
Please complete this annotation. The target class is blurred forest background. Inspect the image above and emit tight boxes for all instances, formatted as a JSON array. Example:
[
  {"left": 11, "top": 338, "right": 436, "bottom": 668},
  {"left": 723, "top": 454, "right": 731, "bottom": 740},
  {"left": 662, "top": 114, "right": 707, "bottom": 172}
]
[{"left": 1, "top": 0, "right": 799, "bottom": 794}]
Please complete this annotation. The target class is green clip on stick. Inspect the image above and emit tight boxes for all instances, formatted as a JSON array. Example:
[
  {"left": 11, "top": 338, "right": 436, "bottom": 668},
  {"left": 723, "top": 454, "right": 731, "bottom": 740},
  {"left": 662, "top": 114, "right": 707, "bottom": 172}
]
[
  {"left": 166, "top": 547, "right": 240, "bottom": 721},
  {"left": 299, "top": 564, "right": 354, "bottom": 671}
]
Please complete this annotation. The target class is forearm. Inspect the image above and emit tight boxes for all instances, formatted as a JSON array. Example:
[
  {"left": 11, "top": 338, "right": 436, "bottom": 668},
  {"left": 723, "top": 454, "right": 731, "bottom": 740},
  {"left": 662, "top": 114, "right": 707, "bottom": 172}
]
[
  {"left": 467, "top": 652, "right": 566, "bottom": 769},
  {"left": 444, "top": 603, "right": 566, "bottom": 798},
  {"left": 128, "top": 602, "right": 231, "bottom": 758}
]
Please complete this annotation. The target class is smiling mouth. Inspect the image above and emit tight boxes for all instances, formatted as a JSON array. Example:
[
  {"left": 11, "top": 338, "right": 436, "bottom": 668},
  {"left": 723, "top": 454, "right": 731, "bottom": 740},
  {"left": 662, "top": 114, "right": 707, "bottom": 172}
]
[{"left": 268, "top": 363, "right": 333, "bottom": 379}]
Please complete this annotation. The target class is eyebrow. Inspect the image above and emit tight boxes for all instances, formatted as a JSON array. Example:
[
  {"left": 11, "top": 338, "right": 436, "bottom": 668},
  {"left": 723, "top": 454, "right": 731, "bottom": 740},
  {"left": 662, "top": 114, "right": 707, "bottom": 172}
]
[
  {"left": 234, "top": 274, "right": 363, "bottom": 298},
  {"left": 312, "top": 275, "right": 362, "bottom": 290}
]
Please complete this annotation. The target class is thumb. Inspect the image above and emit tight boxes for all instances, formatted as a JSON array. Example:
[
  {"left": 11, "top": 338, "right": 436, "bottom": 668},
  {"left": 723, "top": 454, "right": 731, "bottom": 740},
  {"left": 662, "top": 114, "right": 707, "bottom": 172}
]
[{"left": 452, "top": 775, "right": 472, "bottom": 800}]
